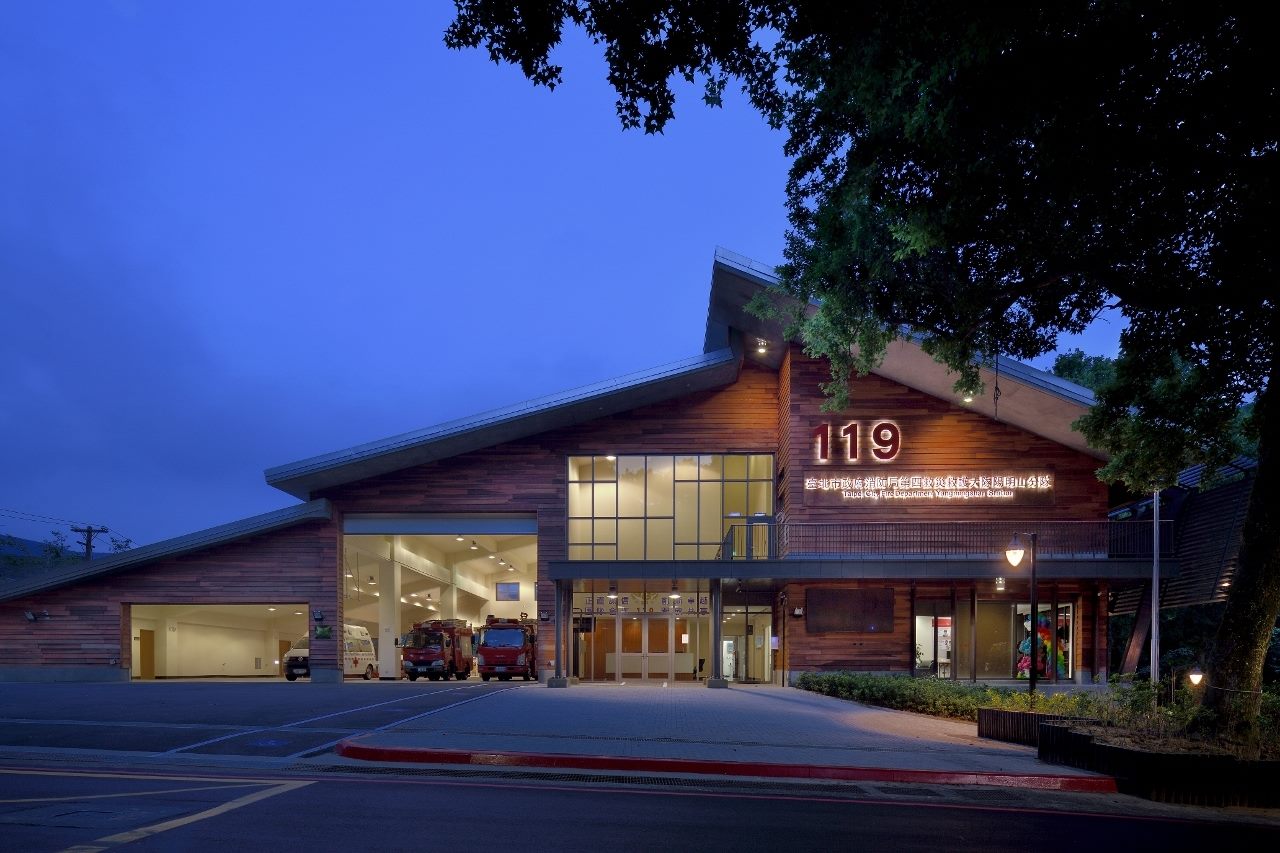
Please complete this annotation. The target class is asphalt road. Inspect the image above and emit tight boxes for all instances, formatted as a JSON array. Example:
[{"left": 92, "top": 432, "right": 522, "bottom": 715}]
[
  {"left": 0, "top": 680, "right": 1277, "bottom": 851},
  {"left": 0, "top": 680, "right": 517, "bottom": 759},
  {"left": 2, "top": 765, "right": 1278, "bottom": 853}
]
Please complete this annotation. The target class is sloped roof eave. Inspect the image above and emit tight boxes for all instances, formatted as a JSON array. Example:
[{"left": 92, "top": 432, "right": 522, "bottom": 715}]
[
  {"left": 266, "top": 346, "right": 745, "bottom": 499},
  {"left": 0, "top": 499, "right": 332, "bottom": 603}
]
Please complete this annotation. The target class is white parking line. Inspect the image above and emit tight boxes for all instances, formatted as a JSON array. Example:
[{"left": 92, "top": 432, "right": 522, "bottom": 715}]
[
  {"left": 281, "top": 686, "right": 519, "bottom": 758},
  {"left": 160, "top": 685, "right": 480, "bottom": 754}
]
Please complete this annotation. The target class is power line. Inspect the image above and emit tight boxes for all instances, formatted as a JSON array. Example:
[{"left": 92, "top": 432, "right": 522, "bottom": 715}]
[{"left": 0, "top": 508, "right": 108, "bottom": 528}]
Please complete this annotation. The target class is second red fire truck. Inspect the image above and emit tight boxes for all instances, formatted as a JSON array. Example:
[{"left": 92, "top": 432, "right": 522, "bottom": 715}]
[{"left": 475, "top": 615, "right": 538, "bottom": 681}]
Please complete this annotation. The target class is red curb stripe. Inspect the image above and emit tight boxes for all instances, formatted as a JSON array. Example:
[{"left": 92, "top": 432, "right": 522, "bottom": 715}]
[{"left": 334, "top": 739, "right": 1117, "bottom": 793}]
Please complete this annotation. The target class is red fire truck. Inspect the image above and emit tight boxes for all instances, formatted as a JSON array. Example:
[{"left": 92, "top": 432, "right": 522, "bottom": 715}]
[
  {"left": 401, "top": 619, "right": 474, "bottom": 681},
  {"left": 476, "top": 615, "right": 538, "bottom": 681}
]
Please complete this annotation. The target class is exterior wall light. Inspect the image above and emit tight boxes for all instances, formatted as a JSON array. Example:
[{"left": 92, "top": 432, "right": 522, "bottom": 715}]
[{"left": 1004, "top": 532, "right": 1038, "bottom": 696}]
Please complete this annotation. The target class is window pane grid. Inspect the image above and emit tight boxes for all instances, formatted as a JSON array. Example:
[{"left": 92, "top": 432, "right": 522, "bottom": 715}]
[{"left": 567, "top": 454, "right": 773, "bottom": 560}]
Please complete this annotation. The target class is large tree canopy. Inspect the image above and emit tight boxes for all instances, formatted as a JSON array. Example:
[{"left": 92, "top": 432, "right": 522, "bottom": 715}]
[{"left": 447, "top": 1, "right": 1277, "bottom": 748}]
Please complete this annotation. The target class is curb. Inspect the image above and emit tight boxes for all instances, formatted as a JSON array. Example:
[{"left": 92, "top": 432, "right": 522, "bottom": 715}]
[{"left": 334, "top": 739, "right": 1118, "bottom": 793}]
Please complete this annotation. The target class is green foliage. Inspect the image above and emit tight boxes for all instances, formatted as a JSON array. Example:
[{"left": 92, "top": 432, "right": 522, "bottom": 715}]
[
  {"left": 448, "top": 1, "right": 1280, "bottom": 735},
  {"left": 1051, "top": 349, "right": 1116, "bottom": 394},
  {"left": 795, "top": 672, "right": 1277, "bottom": 757},
  {"left": 796, "top": 672, "right": 1009, "bottom": 721}
]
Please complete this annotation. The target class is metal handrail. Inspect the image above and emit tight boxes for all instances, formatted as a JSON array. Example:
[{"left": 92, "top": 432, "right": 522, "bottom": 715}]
[{"left": 720, "top": 520, "right": 1175, "bottom": 560}]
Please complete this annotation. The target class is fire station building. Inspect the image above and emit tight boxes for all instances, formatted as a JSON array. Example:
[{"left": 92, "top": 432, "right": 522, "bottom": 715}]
[{"left": 0, "top": 249, "right": 1167, "bottom": 686}]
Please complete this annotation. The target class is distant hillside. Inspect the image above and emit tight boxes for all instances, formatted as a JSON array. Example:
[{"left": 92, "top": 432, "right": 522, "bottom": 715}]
[{"left": 0, "top": 535, "right": 48, "bottom": 560}]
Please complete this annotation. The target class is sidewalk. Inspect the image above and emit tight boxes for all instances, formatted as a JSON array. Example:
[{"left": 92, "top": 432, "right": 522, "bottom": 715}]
[{"left": 335, "top": 683, "right": 1116, "bottom": 792}]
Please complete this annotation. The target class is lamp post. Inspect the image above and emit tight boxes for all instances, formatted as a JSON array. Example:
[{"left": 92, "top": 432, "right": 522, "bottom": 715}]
[
  {"left": 1170, "top": 664, "right": 1205, "bottom": 704},
  {"left": 1005, "top": 532, "right": 1038, "bottom": 697}
]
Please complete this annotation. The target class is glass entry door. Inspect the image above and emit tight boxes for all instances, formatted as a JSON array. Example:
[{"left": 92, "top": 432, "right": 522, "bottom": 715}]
[{"left": 618, "top": 615, "right": 673, "bottom": 680}]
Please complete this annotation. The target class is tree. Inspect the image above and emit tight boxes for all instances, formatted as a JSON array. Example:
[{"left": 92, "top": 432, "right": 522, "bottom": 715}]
[
  {"left": 1051, "top": 350, "right": 1117, "bottom": 394},
  {"left": 42, "top": 529, "right": 70, "bottom": 565},
  {"left": 446, "top": 2, "right": 1276, "bottom": 750}
]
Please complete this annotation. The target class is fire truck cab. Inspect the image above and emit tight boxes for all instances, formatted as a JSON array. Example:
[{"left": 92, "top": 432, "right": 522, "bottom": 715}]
[{"left": 476, "top": 615, "right": 537, "bottom": 682}]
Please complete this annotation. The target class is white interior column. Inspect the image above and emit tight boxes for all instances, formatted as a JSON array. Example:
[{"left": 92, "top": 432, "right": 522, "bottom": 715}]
[{"left": 377, "top": 538, "right": 401, "bottom": 680}]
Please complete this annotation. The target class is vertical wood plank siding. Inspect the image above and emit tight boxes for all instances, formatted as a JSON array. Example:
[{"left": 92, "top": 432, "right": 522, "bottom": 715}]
[
  {"left": 780, "top": 346, "right": 1109, "bottom": 523},
  {"left": 0, "top": 520, "right": 340, "bottom": 672},
  {"left": 782, "top": 579, "right": 1109, "bottom": 679},
  {"left": 6, "top": 344, "right": 1121, "bottom": 682},
  {"left": 320, "top": 361, "right": 781, "bottom": 669}
]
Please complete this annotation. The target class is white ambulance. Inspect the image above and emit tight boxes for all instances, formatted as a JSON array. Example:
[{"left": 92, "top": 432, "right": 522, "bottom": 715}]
[{"left": 283, "top": 624, "right": 378, "bottom": 680}]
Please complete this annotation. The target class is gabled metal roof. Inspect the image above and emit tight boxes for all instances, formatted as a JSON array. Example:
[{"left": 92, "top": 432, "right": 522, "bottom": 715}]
[
  {"left": 266, "top": 248, "right": 1104, "bottom": 500},
  {"left": 266, "top": 346, "right": 744, "bottom": 499},
  {"left": 0, "top": 499, "right": 332, "bottom": 603},
  {"left": 708, "top": 247, "right": 1104, "bottom": 459}
]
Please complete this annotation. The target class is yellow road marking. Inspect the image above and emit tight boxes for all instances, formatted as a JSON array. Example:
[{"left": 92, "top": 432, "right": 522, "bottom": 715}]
[
  {"left": 56, "top": 780, "right": 313, "bottom": 853},
  {"left": 1, "top": 782, "right": 263, "bottom": 804},
  {"left": 0, "top": 767, "right": 284, "bottom": 784}
]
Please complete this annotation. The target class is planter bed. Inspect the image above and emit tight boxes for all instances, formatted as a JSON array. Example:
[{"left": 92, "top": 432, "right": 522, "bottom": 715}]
[
  {"left": 1037, "top": 722, "right": 1280, "bottom": 807},
  {"left": 976, "top": 708, "right": 1100, "bottom": 747}
]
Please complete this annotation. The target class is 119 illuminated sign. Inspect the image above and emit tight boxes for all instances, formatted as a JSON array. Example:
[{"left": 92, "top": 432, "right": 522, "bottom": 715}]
[{"left": 810, "top": 421, "right": 901, "bottom": 463}]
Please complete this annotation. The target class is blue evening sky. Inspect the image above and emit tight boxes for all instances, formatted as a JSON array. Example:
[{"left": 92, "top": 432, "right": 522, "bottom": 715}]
[{"left": 0, "top": 3, "right": 1122, "bottom": 546}]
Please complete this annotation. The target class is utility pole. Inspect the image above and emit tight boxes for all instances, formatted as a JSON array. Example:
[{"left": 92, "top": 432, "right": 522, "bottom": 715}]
[{"left": 70, "top": 525, "right": 109, "bottom": 560}]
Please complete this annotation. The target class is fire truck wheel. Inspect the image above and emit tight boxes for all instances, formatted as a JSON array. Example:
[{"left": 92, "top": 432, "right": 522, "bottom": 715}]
[
  {"left": 499, "top": 674, "right": 512, "bottom": 681},
  {"left": 523, "top": 672, "right": 531, "bottom": 681},
  {"left": 407, "top": 672, "right": 418, "bottom": 681},
  {"left": 363, "top": 665, "right": 374, "bottom": 680},
  {"left": 454, "top": 670, "right": 467, "bottom": 680},
  {"left": 481, "top": 674, "right": 491, "bottom": 681},
  {"left": 428, "top": 674, "right": 440, "bottom": 681},
  {"left": 285, "top": 673, "right": 297, "bottom": 682}
]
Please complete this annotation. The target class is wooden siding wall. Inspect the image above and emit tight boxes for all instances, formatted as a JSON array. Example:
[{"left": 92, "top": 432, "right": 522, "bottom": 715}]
[
  {"left": 780, "top": 346, "right": 1109, "bottom": 524},
  {"left": 0, "top": 521, "right": 340, "bottom": 674},
  {"left": 782, "top": 579, "right": 1109, "bottom": 679},
  {"left": 321, "top": 361, "right": 781, "bottom": 669},
  {"left": 776, "top": 347, "right": 793, "bottom": 522}
]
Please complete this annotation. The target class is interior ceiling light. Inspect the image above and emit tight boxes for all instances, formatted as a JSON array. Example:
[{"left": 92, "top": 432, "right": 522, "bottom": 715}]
[
  {"left": 607, "top": 583, "right": 618, "bottom": 600},
  {"left": 293, "top": 611, "right": 303, "bottom": 616},
  {"left": 756, "top": 338, "right": 767, "bottom": 354},
  {"left": 427, "top": 604, "right": 438, "bottom": 611},
  {"left": 455, "top": 534, "right": 464, "bottom": 541},
  {"left": 488, "top": 554, "right": 496, "bottom": 559},
  {"left": 470, "top": 541, "right": 479, "bottom": 550},
  {"left": 267, "top": 607, "right": 277, "bottom": 612},
  {"left": 507, "top": 565, "right": 515, "bottom": 572},
  {"left": 669, "top": 582, "right": 681, "bottom": 599},
  {"left": 413, "top": 601, "right": 423, "bottom": 608},
  {"left": 605, "top": 454, "right": 616, "bottom": 461},
  {"left": 409, "top": 592, "right": 418, "bottom": 598},
  {"left": 400, "top": 597, "right": 408, "bottom": 604},
  {"left": 367, "top": 576, "right": 376, "bottom": 585},
  {"left": 373, "top": 591, "right": 380, "bottom": 597},
  {"left": 344, "top": 572, "right": 354, "bottom": 578},
  {"left": 963, "top": 395, "right": 974, "bottom": 403}
]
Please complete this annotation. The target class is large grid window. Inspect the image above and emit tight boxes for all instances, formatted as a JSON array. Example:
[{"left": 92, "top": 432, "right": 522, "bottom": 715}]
[{"left": 568, "top": 454, "right": 774, "bottom": 560}]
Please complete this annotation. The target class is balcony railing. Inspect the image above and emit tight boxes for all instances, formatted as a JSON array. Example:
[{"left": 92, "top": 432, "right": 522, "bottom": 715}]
[{"left": 720, "top": 521, "right": 1175, "bottom": 561}]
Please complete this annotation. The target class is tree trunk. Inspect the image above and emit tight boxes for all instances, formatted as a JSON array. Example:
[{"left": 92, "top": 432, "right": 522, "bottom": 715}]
[{"left": 1203, "top": 382, "right": 1279, "bottom": 757}]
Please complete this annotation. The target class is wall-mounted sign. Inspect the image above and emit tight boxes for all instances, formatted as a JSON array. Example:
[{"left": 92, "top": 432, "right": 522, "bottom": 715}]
[
  {"left": 803, "top": 471, "right": 1054, "bottom": 504},
  {"left": 811, "top": 421, "right": 901, "bottom": 463}
]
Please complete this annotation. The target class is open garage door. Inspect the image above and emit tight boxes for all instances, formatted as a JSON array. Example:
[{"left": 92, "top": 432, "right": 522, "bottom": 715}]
[
  {"left": 130, "top": 604, "right": 309, "bottom": 679},
  {"left": 342, "top": 519, "right": 538, "bottom": 680}
]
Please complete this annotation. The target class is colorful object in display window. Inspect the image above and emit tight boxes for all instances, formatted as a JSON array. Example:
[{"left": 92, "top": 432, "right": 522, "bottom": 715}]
[{"left": 1017, "top": 612, "right": 1067, "bottom": 679}]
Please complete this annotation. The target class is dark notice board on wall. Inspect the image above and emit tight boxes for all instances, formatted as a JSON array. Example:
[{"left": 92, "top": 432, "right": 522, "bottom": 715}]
[{"left": 806, "top": 588, "right": 894, "bottom": 632}]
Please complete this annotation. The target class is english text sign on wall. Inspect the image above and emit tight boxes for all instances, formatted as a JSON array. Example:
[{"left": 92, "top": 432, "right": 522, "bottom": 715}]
[{"left": 801, "top": 470, "right": 1055, "bottom": 505}]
